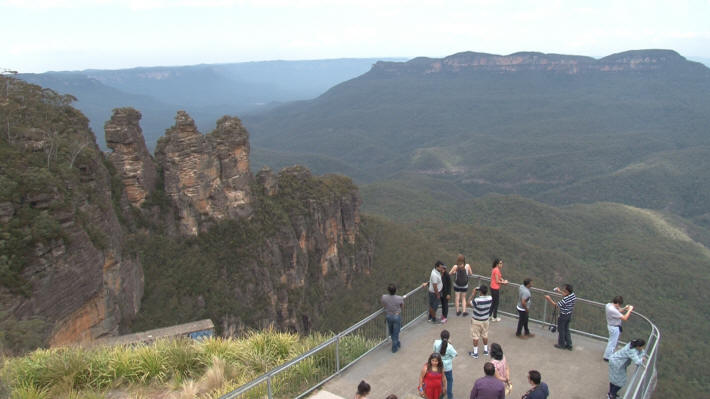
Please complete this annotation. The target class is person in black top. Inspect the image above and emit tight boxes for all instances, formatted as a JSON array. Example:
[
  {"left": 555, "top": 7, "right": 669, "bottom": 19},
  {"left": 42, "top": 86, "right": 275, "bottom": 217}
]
[
  {"left": 440, "top": 264, "right": 452, "bottom": 323},
  {"left": 522, "top": 370, "right": 549, "bottom": 399}
]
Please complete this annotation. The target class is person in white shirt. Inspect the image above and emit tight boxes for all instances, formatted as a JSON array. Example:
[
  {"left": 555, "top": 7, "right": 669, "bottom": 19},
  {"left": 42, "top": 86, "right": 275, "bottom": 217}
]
[
  {"left": 427, "top": 260, "right": 445, "bottom": 323},
  {"left": 604, "top": 295, "right": 634, "bottom": 361}
]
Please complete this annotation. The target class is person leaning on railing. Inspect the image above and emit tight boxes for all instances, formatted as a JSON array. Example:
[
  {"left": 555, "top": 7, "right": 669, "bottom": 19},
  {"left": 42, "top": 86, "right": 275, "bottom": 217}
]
[{"left": 608, "top": 339, "right": 646, "bottom": 399}]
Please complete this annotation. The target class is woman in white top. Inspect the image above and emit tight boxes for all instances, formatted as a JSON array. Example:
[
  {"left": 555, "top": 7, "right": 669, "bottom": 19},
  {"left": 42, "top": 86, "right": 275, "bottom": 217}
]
[{"left": 433, "top": 329, "right": 457, "bottom": 399}]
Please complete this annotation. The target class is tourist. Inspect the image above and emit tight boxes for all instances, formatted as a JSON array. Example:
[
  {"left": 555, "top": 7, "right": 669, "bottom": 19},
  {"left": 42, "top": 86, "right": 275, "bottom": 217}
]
[
  {"left": 489, "top": 259, "right": 508, "bottom": 322},
  {"left": 440, "top": 264, "right": 452, "bottom": 323},
  {"left": 469, "top": 362, "right": 505, "bottom": 399},
  {"left": 608, "top": 339, "right": 646, "bottom": 399},
  {"left": 604, "top": 296, "right": 634, "bottom": 361},
  {"left": 489, "top": 343, "right": 512, "bottom": 396},
  {"left": 384, "top": 395, "right": 398, "bottom": 399},
  {"left": 355, "top": 380, "right": 371, "bottom": 398},
  {"left": 418, "top": 352, "right": 447, "bottom": 399},
  {"left": 434, "top": 329, "right": 458, "bottom": 399},
  {"left": 381, "top": 283, "right": 404, "bottom": 353},
  {"left": 450, "top": 254, "right": 473, "bottom": 316},
  {"left": 428, "top": 261, "right": 445, "bottom": 323},
  {"left": 521, "top": 370, "right": 549, "bottom": 399},
  {"left": 516, "top": 278, "right": 535, "bottom": 338},
  {"left": 468, "top": 285, "right": 492, "bottom": 359},
  {"left": 544, "top": 284, "right": 576, "bottom": 350}
]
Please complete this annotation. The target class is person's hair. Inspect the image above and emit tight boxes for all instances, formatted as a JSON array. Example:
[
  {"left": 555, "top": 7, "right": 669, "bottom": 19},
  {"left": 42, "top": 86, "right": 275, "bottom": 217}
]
[
  {"left": 563, "top": 283, "right": 573, "bottom": 293},
  {"left": 356, "top": 380, "right": 371, "bottom": 395},
  {"left": 435, "top": 260, "right": 444, "bottom": 268},
  {"left": 427, "top": 352, "right": 443, "bottom": 371},
  {"left": 477, "top": 285, "right": 488, "bottom": 295},
  {"left": 483, "top": 362, "right": 496, "bottom": 376},
  {"left": 385, "top": 395, "right": 398, "bottom": 399},
  {"left": 630, "top": 338, "right": 646, "bottom": 349},
  {"left": 523, "top": 278, "right": 532, "bottom": 287},
  {"left": 387, "top": 283, "right": 396, "bottom": 295},
  {"left": 612, "top": 295, "right": 623, "bottom": 305},
  {"left": 490, "top": 343, "right": 503, "bottom": 360},
  {"left": 528, "top": 370, "right": 541, "bottom": 385},
  {"left": 457, "top": 254, "right": 465, "bottom": 266},
  {"left": 492, "top": 258, "right": 502, "bottom": 268},
  {"left": 439, "top": 330, "right": 450, "bottom": 356}
]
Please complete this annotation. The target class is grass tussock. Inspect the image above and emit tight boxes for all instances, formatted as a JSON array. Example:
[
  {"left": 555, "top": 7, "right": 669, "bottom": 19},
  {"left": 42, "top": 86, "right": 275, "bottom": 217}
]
[{"left": 0, "top": 327, "right": 376, "bottom": 398}]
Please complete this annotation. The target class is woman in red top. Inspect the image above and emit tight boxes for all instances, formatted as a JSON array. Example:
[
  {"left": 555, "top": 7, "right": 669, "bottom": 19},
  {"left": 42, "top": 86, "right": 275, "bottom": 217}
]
[
  {"left": 489, "top": 258, "right": 508, "bottom": 321},
  {"left": 418, "top": 352, "right": 447, "bottom": 399}
]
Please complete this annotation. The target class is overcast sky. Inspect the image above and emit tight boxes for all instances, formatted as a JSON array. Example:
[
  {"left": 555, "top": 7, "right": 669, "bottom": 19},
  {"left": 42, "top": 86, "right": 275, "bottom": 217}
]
[{"left": 2, "top": 0, "right": 709, "bottom": 73}]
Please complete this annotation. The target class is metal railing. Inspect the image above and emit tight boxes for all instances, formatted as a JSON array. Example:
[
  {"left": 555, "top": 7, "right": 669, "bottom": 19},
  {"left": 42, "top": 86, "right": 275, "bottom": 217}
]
[
  {"left": 467, "top": 274, "right": 660, "bottom": 399},
  {"left": 219, "top": 283, "right": 429, "bottom": 399},
  {"left": 221, "top": 275, "right": 659, "bottom": 399}
]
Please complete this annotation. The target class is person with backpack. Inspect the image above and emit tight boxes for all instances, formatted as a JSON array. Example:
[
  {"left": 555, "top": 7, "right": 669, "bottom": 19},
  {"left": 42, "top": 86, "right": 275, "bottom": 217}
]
[{"left": 450, "top": 254, "right": 473, "bottom": 316}]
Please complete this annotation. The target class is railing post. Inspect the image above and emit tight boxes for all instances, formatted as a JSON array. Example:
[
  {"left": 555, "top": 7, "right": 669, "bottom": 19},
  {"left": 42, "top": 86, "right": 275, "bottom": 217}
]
[
  {"left": 336, "top": 334, "right": 341, "bottom": 372},
  {"left": 268, "top": 375, "right": 273, "bottom": 398},
  {"left": 542, "top": 299, "right": 548, "bottom": 328}
]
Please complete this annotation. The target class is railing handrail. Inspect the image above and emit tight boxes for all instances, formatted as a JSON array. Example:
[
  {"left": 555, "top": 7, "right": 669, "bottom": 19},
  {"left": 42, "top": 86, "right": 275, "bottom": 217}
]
[
  {"left": 220, "top": 275, "right": 659, "bottom": 399},
  {"left": 219, "top": 283, "right": 429, "bottom": 399}
]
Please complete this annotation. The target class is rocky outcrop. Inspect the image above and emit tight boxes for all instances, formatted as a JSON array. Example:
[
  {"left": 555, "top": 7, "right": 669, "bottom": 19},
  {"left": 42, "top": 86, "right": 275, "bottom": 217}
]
[
  {"left": 154, "top": 111, "right": 252, "bottom": 235},
  {"left": 370, "top": 49, "right": 704, "bottom": 76},
  {"left": 105, "top": 108, "right": 157, "bottom": 208}
]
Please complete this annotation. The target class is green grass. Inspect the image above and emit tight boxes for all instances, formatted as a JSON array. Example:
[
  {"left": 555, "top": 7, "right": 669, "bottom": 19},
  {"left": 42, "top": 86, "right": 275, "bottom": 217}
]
[{"left": 0, "top": 329, "right": 378, "bottom": 399}]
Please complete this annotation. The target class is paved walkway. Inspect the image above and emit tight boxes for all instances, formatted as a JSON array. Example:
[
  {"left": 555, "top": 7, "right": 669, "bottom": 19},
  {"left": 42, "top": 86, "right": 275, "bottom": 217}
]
[{"left": 313, "top": 314, "right": 611, "bottom": 399}]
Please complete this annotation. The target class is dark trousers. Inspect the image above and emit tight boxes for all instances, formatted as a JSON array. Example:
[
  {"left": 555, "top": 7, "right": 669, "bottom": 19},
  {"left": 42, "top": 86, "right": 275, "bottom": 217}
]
[
  {"left": 608, "top": 383, "right": 622, "bottom": 398},
  {"left": 558, "top": 313, "right": 572, "bottom": 348},
  {"left": 516, "top": 309, "right": 530, "bottom": 335},
  {"left": 491, "top": 289, "right": 500, "bottom": 318},
  {"left": 441, "top": 295, "right": 449, "bottom": 318}
]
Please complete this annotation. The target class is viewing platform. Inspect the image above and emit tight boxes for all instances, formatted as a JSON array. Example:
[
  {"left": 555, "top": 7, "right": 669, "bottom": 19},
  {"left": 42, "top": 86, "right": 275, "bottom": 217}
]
[
  {"left": 315, "top": 315, "right": 608, "bottom": 398},
  {"left": 221, "top": 275, "right": 658, "bottom": 399}
]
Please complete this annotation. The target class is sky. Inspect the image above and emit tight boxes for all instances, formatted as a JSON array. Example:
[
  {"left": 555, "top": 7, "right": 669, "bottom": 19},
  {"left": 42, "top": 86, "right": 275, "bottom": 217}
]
[{"left": 2, "top": 0, "right": 709, "bottom": 73}]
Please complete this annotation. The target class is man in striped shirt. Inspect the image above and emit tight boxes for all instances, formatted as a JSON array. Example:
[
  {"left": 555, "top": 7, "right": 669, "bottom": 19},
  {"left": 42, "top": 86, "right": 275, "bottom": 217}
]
[
  {"left": 545, "top": 284, "right": 576, "bottom": 350},
  {"left": 467, "top": 285, "right": 493, "bottom": 359}
]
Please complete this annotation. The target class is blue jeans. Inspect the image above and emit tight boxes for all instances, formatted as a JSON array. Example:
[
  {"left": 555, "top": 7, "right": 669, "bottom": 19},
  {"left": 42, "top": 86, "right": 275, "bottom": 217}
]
[
  {"left": 605, "top": 325, "right": 621, "bottom": 359},
  {"left": 444, "top": 370, "right": 453, "bottom": 399},
  {"left": 386, "top": 314, "right": 401, "bottom": 352}
]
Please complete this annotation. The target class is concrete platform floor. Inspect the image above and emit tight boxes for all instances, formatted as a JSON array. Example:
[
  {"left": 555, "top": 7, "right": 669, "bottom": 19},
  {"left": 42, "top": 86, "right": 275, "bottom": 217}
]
[{"left": 313, "top": 314, "right": 612, "bottom": 399}]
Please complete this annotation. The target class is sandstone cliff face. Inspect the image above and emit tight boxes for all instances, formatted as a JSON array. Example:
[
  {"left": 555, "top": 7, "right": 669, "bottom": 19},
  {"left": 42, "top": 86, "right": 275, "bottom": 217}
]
[
  {"left": 105, "top": 108, "right": 157, "bottom": 209},
  {"left": 154, "top": 111, "right": 252, "bottom": 235},
  {"left": 0, "top": 79, "right": 143, "bottom": 350}
]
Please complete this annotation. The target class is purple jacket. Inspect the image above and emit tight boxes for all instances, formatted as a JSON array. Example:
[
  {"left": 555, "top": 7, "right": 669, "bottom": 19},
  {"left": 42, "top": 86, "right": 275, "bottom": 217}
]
[{"left": 470, "top": 375, "right": 505, "bottom": 399}]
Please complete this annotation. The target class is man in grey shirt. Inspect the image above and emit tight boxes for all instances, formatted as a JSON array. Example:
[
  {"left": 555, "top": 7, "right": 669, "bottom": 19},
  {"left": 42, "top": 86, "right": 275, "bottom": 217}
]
[
  {"left": 382, "top": 283, "right": 404, "bottom": 352},
  {"left": 516, "top": 278, "right": 535, "bottom": 338}
]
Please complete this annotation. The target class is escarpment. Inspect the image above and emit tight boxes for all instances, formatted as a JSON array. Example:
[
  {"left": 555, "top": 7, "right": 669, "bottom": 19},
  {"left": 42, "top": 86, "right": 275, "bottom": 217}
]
[{"left": 0, "top": 77, "right": 372, "bottom": 354}]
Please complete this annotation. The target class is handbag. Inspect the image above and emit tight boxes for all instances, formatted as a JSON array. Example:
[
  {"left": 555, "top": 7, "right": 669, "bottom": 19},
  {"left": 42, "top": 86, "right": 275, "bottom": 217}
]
[{"left": 505, "top": 381, "right": 513, "bottom": 396}]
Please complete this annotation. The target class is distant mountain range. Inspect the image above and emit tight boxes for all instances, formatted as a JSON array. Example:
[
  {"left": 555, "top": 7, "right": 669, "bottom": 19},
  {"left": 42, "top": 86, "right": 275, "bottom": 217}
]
[
  {"left": 17, "top": 58, "right": 405, "bottom": 148},
  {"left": 243, "top": 49, "right": 710, "bottom": 226}
]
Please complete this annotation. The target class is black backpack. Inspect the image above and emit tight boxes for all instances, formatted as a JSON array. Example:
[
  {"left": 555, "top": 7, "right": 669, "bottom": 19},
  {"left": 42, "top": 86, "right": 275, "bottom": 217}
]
[{"left": 455, "top": 265, "right": 468, "bottom": 286}]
